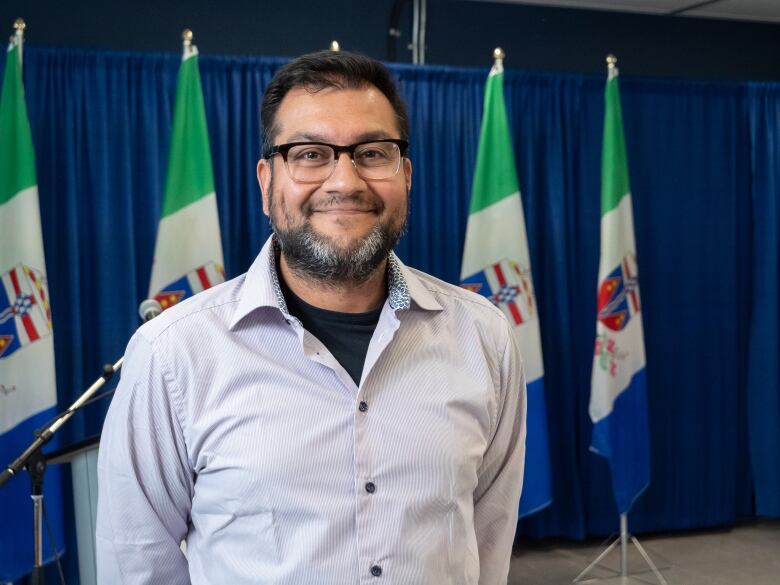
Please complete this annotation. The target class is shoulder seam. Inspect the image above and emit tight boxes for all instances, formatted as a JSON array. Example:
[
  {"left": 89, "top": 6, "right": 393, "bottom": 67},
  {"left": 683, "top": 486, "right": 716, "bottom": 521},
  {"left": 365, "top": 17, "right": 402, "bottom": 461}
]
[
  {"left": 143, "top": 298, "right": 241, "bottom": 342},
  {"left": 420, "top": 284, "right": 508, "bottom": 322}
]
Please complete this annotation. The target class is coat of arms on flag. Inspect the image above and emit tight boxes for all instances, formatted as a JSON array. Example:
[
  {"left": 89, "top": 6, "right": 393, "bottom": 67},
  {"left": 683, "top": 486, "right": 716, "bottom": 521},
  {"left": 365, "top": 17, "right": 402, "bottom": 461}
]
[
  {"left": 0, "top": 264, "right": 52, "bottom": 358},
  {"left": 461, "top": 259, "right": 536, "bottom": 326},
  {"left": 154, "top": 261, "right": 224, "bottom": 310},
  {"left": 597, "top": 252, "right": 640, "bottom": 332}
]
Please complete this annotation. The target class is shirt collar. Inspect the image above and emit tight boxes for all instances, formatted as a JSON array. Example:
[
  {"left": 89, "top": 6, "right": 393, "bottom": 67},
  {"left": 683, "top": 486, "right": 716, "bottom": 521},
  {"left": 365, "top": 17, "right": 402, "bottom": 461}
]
[
  {"left": 229, "top": 236, "right": 442, "bottom": 330},
  {"left": 388, "top": 253, "right": 443, "bottom": 312}
]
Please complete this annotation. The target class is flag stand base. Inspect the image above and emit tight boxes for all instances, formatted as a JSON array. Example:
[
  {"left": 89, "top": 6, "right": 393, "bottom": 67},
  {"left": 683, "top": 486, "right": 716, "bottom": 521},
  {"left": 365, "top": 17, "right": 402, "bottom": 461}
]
[{"left": 573, "top": 513, "right": 669, "bottom": 585}]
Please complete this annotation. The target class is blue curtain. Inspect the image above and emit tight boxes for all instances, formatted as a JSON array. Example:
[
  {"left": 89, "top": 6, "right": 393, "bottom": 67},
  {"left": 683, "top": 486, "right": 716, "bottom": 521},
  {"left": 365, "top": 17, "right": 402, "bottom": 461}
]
[{"left": 2, "top": 46, "right": 777, "bottom": 582}]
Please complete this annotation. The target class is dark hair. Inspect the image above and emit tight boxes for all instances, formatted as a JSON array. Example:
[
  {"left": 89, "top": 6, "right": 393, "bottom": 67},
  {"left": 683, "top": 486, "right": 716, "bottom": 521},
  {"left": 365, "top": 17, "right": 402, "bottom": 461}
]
[{"left": 261, "top": 50, "right": 409, "bottom": 157}]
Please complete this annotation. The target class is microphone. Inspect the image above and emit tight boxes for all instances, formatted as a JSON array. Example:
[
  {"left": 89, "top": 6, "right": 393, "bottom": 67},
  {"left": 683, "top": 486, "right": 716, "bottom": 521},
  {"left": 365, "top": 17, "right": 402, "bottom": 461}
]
[
  {"left": 0, "top": 467, "right": 14, "bottom": 487},
  {"left": 138, "top": 299, "right": 163, "bottom": 323}
]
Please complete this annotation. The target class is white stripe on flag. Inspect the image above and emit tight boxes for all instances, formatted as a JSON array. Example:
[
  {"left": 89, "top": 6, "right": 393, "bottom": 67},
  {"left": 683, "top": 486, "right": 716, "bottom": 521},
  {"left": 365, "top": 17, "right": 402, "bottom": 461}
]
[
  {"left": 599, "top": 194, "right": 637, "bottom": 280},
  {"left": 148, "top": 192, "right": 223, "bottom": 296},
  {"left": 460, "top": 193, "right": 531, "bottom": 279},
  {"left": 0, "top": 186, "right": 47, "bottom": 268}
]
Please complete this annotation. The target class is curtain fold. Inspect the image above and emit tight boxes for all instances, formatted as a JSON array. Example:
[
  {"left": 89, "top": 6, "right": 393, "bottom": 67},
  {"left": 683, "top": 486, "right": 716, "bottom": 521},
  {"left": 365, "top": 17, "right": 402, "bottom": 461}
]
[
  {"left": 2, "top": 46, "right": 776, "bottom": 581},
  {"left": 747, "top": 83, "right": 780, "bottom": 518}
]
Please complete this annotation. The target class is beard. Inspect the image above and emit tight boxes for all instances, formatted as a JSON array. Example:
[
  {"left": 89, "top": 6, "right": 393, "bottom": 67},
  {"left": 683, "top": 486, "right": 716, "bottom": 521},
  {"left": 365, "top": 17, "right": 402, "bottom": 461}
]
[{"left": 268, "top": 183, "right": 408, "bottom": 286}]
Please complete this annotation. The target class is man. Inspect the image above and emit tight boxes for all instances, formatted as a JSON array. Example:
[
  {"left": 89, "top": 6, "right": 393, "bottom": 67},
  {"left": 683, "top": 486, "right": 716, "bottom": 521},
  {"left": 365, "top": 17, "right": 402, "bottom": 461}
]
[{"left": 97, "top": 51, "right": 526, "bottom": 584}]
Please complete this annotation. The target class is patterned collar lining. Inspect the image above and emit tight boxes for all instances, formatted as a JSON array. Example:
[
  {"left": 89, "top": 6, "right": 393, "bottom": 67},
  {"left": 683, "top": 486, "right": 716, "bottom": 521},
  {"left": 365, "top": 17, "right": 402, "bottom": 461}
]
[
  {"left": 386, "top": 254, "right": 411, "bottom": 311},
  {"left": 268, "top": 238, "right": 411, "bottom": 314}
]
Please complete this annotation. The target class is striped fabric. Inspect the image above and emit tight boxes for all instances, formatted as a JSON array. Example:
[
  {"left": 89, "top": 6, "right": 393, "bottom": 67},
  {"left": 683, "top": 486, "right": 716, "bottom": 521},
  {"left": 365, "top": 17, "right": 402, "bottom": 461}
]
[{"left": 97, "top": 236, "right": 526, "bottom": 585}]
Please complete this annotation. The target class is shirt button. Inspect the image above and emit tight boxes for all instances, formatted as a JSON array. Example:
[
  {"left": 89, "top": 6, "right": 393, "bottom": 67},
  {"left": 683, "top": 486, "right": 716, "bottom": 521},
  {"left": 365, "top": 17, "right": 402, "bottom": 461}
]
[
  {"left": 365, "top": 481, "right": 376, "bottom": 494},
  {"left": 359, "top": 401, "right": 368, "bottom": 412},
  {"left": 370, "top": 565, "right": 382, "bottom": 577}
]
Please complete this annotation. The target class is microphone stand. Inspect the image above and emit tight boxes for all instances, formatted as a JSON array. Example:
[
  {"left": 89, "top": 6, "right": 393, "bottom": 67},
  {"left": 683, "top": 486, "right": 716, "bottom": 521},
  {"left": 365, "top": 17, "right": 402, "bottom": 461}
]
[
  {"left": 0, "top": 357, "right": 123, "bottom": 585},
  {"left": 0, "top": 297, "right": 161, "bottom": 584}
]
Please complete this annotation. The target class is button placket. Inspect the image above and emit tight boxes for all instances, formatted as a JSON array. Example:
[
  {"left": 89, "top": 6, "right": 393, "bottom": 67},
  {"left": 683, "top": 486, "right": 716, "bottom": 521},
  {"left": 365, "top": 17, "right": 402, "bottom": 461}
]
[{"left": 355, "top": 384, "right": 385, "bottom": 584}]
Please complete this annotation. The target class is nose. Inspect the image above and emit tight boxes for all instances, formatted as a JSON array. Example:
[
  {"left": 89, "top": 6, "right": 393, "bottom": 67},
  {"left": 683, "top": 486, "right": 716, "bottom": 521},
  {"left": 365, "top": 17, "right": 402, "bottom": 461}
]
[{"left": 322, "top": 151, "right": 365, "bottom": 192}]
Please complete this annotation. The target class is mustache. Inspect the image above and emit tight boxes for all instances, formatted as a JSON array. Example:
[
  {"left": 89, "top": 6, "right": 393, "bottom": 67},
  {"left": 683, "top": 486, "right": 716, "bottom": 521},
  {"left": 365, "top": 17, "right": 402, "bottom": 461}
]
[{"left": 302, "top": 194, "right": 383, "bottom": 216}]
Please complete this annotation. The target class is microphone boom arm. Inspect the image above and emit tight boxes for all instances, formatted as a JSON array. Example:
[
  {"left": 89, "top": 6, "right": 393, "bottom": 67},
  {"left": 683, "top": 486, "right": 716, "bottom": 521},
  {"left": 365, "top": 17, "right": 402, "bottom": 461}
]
[{"left": 0, "top": 356, "right": 123, "bottom": 487}]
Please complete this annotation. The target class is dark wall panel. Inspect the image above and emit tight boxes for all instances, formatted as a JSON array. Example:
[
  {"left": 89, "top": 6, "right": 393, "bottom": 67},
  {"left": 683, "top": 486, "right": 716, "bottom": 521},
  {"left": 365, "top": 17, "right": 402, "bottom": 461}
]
[{"left": 1, "top": 0, "right": 779, "bottom": 79}]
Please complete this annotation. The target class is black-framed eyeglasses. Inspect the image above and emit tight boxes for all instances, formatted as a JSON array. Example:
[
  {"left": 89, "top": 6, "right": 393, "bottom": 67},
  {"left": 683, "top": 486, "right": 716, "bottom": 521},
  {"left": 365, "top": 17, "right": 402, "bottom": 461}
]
[{"left": 264, "top": 139, "right": 408, "bottom": 184}]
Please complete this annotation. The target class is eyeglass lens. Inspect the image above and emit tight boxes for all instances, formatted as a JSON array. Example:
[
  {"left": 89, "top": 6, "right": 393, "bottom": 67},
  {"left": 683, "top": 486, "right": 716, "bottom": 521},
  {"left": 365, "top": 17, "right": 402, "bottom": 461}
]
[{"left": 285, "top": 142, "right": 402, "bottom": 183}]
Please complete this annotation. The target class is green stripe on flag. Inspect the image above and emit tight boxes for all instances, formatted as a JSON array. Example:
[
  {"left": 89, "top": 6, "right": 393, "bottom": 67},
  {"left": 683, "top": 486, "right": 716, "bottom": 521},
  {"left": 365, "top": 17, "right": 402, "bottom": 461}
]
[
  {"left": 469, "top": 69, "right": 519, "bottom": 214},
  {"left": 0, "top": 44, "right": 37, "bottom": 205},
  {"left": 162, "top": 54, "right": 214, "bottom": 217},
  {"left": 601, "top": 75, "right": 630, "bottom": 215}
]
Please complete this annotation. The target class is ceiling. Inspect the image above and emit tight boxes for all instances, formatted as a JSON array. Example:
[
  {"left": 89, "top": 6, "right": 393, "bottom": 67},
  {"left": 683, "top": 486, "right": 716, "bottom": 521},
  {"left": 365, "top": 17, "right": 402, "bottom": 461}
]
[{"left": 474, "top": 1, "right": 780, "bottom": 23}]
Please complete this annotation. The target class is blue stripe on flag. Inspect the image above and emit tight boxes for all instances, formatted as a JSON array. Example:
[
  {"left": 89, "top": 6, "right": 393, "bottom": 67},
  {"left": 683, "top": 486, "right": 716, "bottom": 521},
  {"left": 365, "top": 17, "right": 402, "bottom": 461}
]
[
  {"left": 591, "top": 368, "right": 650, "bottom": 514},
  {"left": 0, "top": 407, "right": 66, "bottom": 582},
  {"left": 519, "top": 376, "right": 553, "bottom": 517},
  {"left": 161, "top": 273, "right": 195, "bottom": 299}
]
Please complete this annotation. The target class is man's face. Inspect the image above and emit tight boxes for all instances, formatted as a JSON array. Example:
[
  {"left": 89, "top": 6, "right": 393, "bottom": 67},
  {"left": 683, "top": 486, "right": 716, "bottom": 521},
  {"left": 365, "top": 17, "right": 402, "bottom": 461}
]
[{"left": 257, "top": 85, "right": 412, "bottom": 283}]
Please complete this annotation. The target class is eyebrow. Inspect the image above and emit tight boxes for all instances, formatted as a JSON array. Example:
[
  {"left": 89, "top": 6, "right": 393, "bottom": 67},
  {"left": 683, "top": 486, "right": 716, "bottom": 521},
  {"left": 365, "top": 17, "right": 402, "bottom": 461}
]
[{"left": 283, "top": 130, "right": 397, "bottom": 144}]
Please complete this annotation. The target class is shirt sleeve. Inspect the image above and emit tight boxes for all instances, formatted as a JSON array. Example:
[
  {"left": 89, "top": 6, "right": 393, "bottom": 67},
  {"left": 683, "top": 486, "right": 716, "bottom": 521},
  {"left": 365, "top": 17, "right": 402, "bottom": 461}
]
[
  {"left": 96, "top": 330, "right": 193, "bottom": 584},
  {"left": 473, "top": 323, "right": 527, "bottom": 585}
]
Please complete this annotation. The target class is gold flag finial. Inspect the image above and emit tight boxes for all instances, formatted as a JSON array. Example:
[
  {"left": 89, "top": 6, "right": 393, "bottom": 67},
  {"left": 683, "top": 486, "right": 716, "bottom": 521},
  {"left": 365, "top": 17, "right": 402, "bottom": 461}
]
[
  {"left": 493, "top": 47, "right": 505, "bottom": 62},
  {"left": 329, "top": 40, "right": 340, "bottom": 52},
  {"left": 14, "top": 18, "right": 26, "bottom": 32},
  {"left": 606, "top": 54, "right": 617, "bottom": 68},
  {"left": 182, "top": 28, "right": 193, "bottom": 47}
]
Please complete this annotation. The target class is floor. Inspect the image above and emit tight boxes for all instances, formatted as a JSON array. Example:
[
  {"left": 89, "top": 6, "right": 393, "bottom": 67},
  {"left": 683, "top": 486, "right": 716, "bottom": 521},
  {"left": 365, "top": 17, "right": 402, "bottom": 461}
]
[{"left": 508, "top": 519, "right": 780, "bottom": 585}]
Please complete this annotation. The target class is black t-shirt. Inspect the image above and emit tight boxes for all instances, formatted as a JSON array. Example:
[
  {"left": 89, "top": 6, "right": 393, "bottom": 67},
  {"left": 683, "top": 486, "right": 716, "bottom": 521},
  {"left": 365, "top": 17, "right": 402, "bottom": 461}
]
[{"left": 279, "top": 277, "right": 382, "bottom": 386}]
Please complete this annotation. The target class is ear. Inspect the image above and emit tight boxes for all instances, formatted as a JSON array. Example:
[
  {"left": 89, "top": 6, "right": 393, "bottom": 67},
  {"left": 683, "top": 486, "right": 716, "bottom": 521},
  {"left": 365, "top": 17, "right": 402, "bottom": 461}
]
[
  {"left": 403, "top": 158, "right": 412, "bottom": 193},
  {"left": 257, "top": 158, "right": 272, "bottom": 216}
]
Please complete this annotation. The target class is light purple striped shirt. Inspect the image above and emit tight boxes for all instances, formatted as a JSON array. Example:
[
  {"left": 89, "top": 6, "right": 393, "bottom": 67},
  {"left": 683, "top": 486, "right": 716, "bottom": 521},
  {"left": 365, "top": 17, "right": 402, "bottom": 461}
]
[{"left": 96, "top": 236, "right": 526, "bottom": 585}]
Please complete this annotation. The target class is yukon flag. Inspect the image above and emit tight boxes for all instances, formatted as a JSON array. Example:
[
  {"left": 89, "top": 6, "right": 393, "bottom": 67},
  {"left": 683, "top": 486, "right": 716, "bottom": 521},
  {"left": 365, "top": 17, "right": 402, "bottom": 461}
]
[
  {"left": 0, "top": 21, "right": 65, "bottom": 580},
  {"left": 149, "top": 36, "right": 224, "bottom": 308},
  {"left": 460, "top": 56, "right": 552, "bottom": 516},
  {"left": 589, "top": 60, "right": 650, "bottom": 514}
]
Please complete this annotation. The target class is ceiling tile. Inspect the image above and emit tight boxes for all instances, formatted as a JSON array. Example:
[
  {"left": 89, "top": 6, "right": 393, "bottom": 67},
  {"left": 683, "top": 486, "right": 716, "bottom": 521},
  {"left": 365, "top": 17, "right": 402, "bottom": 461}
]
[
  {"left": 684, "top": 0, "right": 780, "bottom": 23},
  {"left": 472, "top": 1, "right": 780, "bottom": 23}
]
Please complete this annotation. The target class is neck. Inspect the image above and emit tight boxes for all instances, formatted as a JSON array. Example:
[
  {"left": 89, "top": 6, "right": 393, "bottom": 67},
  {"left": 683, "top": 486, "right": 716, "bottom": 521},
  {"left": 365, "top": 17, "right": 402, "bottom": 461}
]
[{"left": 278, "top": 253, "right": 388, "bottom": 313}]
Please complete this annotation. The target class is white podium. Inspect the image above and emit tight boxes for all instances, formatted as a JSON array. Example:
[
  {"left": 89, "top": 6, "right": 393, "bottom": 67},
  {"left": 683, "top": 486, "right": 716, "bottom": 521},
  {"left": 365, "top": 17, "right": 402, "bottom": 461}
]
[{"left": 47, "top": 435, "right": 101, "bottom": 585}]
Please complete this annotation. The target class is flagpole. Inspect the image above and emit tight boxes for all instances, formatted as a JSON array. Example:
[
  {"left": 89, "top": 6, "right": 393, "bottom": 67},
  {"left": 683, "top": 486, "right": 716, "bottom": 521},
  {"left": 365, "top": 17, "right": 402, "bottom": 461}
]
[
  {"left": 608, "top": 54, "right": 629, "bottom": 581},
  {"left": 9, "top": 18, "right": 50, "bottom": 585},
  {"left": 609, "top": 53, "right": 629, "bottom": 580},
  {"left": 620, "top": 512, "right": 628, "bottom": 576}
]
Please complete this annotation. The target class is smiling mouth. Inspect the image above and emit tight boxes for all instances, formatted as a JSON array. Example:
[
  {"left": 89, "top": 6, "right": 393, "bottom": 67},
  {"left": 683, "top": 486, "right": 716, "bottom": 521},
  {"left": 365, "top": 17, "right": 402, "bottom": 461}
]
[{"left": 313, "top": 208, "right": 377, "bottom": 214}]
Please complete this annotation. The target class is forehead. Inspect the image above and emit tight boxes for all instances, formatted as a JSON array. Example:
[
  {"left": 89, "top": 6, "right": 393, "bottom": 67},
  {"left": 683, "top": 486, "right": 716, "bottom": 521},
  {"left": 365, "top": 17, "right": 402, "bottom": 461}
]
[{"left": 274, "top": 85, "right": 401, "bottom": 143}]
